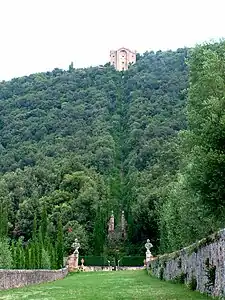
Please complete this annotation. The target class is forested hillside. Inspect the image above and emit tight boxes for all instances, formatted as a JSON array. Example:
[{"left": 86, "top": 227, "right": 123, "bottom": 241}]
[{"left": 1, "top": 42, "right": 224, "bottom": 261}]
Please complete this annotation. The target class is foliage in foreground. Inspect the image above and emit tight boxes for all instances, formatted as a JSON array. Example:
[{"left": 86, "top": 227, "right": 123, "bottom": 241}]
[
  {"left": 0, "top": 204, "right": 63, "bottom": 270},
  {"left": 160, "top": 40, "right": 225, "bottom": 252}
]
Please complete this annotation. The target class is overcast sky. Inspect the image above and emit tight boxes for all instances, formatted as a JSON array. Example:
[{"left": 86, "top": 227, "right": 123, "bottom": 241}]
[{"left": 0, "top": 0, "right": 224, "bottom": 81}]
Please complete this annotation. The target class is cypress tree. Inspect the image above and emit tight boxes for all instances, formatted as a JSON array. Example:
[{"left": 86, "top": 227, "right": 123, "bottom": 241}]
[
  {"left": 45, "top": 235, "right": 54, "bottom": 269},
  {"left": 34, "top": 239, "right": 40, "bottom": 268},
  {"left": 48, "top": 240, "right": 57, "bottom": 269},
  {"left": 30, "top": 242, "right": 36, "bottom": 269},
  {"left": 0, "top": 203, "right": 8, "bottom": 238},
  {"left": 93, "top": 206, "right": 105, "bottom": 255},
  {"left": 15, "top": 241, "right": 20, "bottom": 269},
  {"left": 15, "top": 238, "right": 24, "bottom": 269},
  {"left": 20, "top": 243, "right": 25, "bottom": 269},
  {"left": 25, "top": 246, "right": 30, "bottom": 269},
  {"left": 41, "top": 205, "right": 48, "bottom": 243},
  {"left": 38, "top": 227, "right": 43, "bottom": 268},
  {"left": 32, "top": 213, "right": 37, "bottom": 240},
  {"left": 56, "top": 214, "right": 64, "bottom": 269},
  {"left": 11, "top": 241, "right": 16, "bottom": 269},
  {"left": 28, "top": 247, "right": 32, "bottom": 269}
]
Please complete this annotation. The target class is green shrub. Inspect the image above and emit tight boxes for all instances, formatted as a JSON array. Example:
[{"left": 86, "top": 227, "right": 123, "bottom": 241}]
[
  {"left": 41, "top": 248, "right": 51, "bottom": 269},
  {"left": 173, "top": 272, "right": 186, "bottom": 284},
  {"left": 120, "top": 256, "right": 145, "bottom": 267},
  {"left": 0, "top": 238, "right": 12, "bottom": 269},
  {"left": 78, "top": 256, "right": 106, "bottom": 266},
  {"left": 177, "top": 258, "right": 182, "bottom": 269},
  {"left": 159, "top": 267, "right": 164, "bottom": 280},
  {"left": 205, "top": 258, "right": 216, "bottom": 288},
  {"left": 188, "top": 275, "right": 197, "bottom": 291}
]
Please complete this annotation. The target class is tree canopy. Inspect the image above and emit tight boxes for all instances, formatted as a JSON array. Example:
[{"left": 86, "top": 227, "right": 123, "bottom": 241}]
[{"left": 0, "top": 42, "right": 224, "bottom": 258}]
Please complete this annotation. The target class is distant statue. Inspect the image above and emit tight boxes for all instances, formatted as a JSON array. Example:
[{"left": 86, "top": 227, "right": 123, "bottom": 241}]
[
  {"left": 145, "top": 239, "right": 153, "bottom": 254},
  {"left": 145, "top": 239, "right": 153, "bottom": 265},
  {"left": 72, "top": 238, "right": 80, "bottom": 254}
]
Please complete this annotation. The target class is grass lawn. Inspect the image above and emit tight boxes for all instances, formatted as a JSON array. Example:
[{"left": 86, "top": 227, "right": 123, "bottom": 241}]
[{"left": 0, "top": 270, "right": 211, "bottom": 300}]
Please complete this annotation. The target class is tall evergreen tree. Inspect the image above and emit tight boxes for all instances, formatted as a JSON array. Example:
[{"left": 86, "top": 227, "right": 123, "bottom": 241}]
[
  {"left": 0, "top": 203, "right": 8, "bottom": 238},
  {"left": 56, "top": 214, "right": 64, "bottom": 269},
  {"left": 15, "top": 238, "right": 25, "bottom": 269},
  {"left": 93, "top": 206, "right": 105, "bottom": 255},
  {"left": 37, "top": 227, "right": 43, "bottom": 268},
  {"left": 24, "top": 246, "right": 30, "bottom": 269},
  {"left": 11, "top": 241, "right": 16, "bottom": 269},
  {"left": 30, "top": 242, "right": 36, "bottom": 269},
  {"left": 160, "top": 41, "right": 225, "bottom": 252},
  {"left": 32, "top": 213, "right": 37, "bottom": 241},
  {"left": 41, "top": 205, "right": 48, "bottom": 243}
]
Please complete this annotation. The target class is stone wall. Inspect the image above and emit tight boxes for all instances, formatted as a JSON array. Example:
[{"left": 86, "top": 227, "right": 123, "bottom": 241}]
[
  {"left": 0, "top": 268, "right": 68, "bottom": 290},
  {"left": 149, "top": 229, "right": 225, "bottom": 297}
]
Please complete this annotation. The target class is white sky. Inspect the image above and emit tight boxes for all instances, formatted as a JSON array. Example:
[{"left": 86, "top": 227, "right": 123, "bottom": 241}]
[{"left": 0, "top": 0, "right": 224, "bottom": 81}]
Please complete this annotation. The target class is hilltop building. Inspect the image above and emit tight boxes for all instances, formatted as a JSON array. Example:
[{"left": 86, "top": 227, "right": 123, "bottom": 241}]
[{"left": 110, "top": 47, "right": 136, "bottom": 71}]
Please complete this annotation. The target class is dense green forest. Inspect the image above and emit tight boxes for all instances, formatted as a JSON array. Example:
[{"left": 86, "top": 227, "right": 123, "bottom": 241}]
[{"left": 0, "top": 41, "right": 225, "bottom": 268}]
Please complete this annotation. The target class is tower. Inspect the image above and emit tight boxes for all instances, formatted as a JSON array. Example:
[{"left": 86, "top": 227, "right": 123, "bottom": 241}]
[
  {"left": 110, "top": 47, "right": 136, "bottom": 71},
  {"left": 107, "top": 210, "right": 127, "bottom": 241},
  {"left": 108, "top": 211, "right": 115, "bottom": 237}
]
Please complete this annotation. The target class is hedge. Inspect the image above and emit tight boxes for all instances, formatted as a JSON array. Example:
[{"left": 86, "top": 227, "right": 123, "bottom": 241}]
[
  {"left": 120, "top": 256, "right": 145, "bottom": 266},
  {"left": 78, "top": 256, "right": 107, "bottom": 266}
]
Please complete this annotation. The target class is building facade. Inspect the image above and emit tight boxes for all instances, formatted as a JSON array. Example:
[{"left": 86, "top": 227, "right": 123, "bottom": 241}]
[{"left": 110, "top": 47, "right": 136, "bottom": 71}]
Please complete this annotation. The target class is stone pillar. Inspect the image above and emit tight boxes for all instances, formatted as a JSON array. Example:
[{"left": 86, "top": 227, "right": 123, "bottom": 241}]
[
  {"left": 146, "top": 250, "right": 152, "bottom": 266},
  {"left": 68, "top": 238, "right": 80, "bottom": 272},
  {"left": 68, "top": 254, "right": 76, "bottom": 272},
  {"left": 74, "top": 250, "right": 79, "bottom": 269},
  {"left": 68, "top": 251, "right": 79, "bottom": 272},
  {"left": 145, "top": 239, "right": 153, "bottom": 269}
]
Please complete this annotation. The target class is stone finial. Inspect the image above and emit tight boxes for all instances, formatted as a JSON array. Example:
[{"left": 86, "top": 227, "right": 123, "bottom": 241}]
[{"left": 80, "top": 258, "right": 85, "bottom": 271}]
